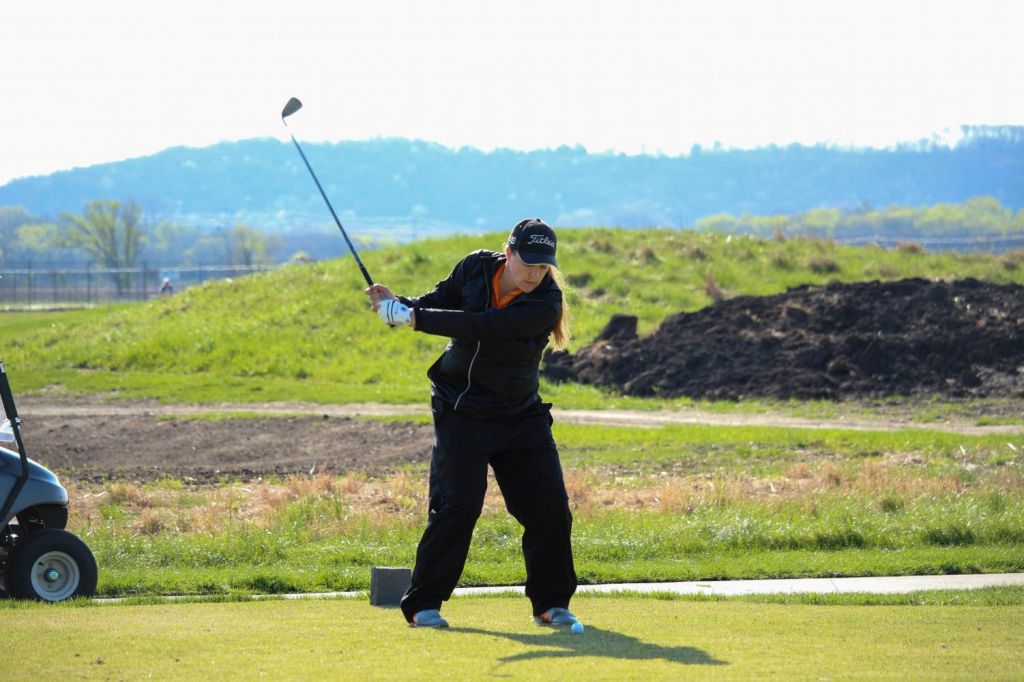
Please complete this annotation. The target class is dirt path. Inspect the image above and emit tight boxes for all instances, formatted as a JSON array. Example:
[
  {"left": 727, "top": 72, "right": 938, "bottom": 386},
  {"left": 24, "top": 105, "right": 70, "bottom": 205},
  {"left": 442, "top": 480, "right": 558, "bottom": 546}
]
[
  {"left": 18, "top": 397, "right": 1023, "bottom": 434},
  {"left": 10, "top": 397, "right": 1020, "bottom": 483}
]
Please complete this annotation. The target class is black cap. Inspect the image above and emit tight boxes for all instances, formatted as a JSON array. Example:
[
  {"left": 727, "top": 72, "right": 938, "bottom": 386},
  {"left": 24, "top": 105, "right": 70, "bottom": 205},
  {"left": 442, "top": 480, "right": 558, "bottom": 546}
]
[{"left": 508, "top": 218, "right": 558, "bottom": 267}]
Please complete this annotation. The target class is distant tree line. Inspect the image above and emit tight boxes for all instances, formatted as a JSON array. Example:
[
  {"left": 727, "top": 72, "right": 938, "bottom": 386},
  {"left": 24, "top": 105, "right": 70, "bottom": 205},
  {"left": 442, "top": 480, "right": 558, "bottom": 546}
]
[
  {"left": 0, "top": 201, "right": 285, "bottom": 278},
  {"left": 698, "top": 196, "right": 1024, "bottom": 241},
  {"left": 2, "top": 196, "right": 1022, "bottom": 279}
]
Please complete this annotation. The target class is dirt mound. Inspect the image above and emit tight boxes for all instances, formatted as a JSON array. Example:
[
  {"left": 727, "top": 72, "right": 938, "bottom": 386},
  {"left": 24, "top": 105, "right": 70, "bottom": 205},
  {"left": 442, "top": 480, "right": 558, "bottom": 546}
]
[{"left": 544, "top": 278, "right": 1024, "bottom": 400}]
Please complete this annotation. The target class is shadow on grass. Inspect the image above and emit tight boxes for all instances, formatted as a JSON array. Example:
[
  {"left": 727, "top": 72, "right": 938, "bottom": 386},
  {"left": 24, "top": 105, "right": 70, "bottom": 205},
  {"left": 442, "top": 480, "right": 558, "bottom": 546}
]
[{"left": 450, "top": 625, "right": 727, "bottom": 671}]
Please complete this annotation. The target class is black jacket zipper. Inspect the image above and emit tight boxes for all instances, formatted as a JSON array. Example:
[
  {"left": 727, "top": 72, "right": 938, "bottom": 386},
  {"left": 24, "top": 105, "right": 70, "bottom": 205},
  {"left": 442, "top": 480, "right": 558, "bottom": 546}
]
[{"left": 453, "top": 264, "right": 495, "bottom": 411}]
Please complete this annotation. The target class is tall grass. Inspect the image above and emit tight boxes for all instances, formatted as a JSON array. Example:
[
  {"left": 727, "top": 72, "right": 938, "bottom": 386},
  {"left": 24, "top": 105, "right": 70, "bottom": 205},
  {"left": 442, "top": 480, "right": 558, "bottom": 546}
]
[{"left": 65, "top": 420, "right": 1023, "bottom": 596}]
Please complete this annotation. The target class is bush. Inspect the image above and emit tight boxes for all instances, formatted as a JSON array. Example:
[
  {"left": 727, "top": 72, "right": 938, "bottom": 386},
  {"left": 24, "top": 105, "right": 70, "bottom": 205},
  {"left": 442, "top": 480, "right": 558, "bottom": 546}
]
[{"left": 808, "top": 256, "right": 840, "bottom": 274}]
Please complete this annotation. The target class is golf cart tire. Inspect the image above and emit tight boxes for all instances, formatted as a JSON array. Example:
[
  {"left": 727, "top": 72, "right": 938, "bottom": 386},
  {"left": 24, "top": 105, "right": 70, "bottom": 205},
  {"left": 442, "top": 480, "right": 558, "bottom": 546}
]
[{"left": 6, "top": 529, "right": 98, "bottom": 601}]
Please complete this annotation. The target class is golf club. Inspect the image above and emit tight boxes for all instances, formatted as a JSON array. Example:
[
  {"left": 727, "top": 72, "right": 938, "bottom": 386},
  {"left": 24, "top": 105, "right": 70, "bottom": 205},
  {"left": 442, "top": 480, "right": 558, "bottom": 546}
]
[{"left": 281, "top": 97, "right": 375, "bottom": 288}]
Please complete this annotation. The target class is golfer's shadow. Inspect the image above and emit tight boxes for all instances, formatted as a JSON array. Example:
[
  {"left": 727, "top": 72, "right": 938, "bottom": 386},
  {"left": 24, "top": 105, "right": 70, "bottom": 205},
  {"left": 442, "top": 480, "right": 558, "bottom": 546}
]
[{"left": 450, "top": 625, "right": 726, "bottom": 670}]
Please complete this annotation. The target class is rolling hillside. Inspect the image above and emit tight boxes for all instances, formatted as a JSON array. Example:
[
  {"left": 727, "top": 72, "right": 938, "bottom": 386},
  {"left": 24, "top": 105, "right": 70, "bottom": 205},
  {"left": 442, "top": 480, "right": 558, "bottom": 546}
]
[{"left": 2, "top": 228, "right": 1022, "bottom": 406}]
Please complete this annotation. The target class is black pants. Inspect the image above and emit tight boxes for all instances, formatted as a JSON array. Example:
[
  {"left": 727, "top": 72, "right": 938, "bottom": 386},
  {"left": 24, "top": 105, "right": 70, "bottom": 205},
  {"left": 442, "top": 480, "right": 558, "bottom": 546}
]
[{"left": 400, "top": 398, "right": 577, "bottom": 622}]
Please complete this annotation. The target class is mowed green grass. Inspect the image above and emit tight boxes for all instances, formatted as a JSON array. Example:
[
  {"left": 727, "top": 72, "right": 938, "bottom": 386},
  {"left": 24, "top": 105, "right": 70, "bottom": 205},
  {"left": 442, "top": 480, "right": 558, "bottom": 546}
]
[
  {"left": 555, "top": 422, "right": 1024, "bottom": 470},
  {"left": 3, "top": 595, "right": 1022, "bottom": 680},
  {"left": 2, "top": 228, "right": 1022, "bottom": 407}
]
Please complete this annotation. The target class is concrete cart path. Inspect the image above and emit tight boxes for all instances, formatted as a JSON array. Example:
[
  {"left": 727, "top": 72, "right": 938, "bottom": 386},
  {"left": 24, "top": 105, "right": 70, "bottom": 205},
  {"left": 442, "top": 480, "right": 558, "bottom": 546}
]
[
  {"left": 453, "top": 572, "right": 1024, "bottom": 597},
  {"left": 94, "top": 573, "right": 1024, "bottom": 605},
  {"left": 97, "top": 572, "right": 1020, "bottom": 605}
]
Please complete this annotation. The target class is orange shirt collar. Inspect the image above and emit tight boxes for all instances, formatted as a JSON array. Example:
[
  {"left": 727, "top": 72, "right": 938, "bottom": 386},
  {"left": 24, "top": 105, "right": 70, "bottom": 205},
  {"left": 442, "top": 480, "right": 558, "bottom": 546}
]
[{"left": 491, "top": 262, "right": 523, "bottom": 309}]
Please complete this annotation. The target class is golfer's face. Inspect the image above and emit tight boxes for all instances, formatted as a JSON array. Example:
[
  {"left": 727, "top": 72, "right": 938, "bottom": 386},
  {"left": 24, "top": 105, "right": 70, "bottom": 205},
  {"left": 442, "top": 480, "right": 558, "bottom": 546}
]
[{"left": 507, "top": 249, "right": 550, "bottom": 292}]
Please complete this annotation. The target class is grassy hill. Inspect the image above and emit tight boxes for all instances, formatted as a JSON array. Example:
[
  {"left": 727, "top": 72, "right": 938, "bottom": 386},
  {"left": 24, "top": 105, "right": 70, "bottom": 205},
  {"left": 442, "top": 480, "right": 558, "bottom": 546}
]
[{"left": 2, "top": 228, "right": 1022, "bottom": 406}]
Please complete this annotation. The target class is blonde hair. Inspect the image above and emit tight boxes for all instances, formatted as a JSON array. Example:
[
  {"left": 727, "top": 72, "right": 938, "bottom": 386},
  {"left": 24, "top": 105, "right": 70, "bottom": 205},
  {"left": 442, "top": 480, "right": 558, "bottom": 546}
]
[{"left": 549, "top": 267, "right": 571, "bottom": 350}]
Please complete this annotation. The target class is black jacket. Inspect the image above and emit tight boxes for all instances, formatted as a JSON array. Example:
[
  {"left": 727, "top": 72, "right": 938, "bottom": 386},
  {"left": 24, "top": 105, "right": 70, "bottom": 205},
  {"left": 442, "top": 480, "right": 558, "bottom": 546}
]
[{"left": 399, "top": 250, "right": 562, "bottom": 417}]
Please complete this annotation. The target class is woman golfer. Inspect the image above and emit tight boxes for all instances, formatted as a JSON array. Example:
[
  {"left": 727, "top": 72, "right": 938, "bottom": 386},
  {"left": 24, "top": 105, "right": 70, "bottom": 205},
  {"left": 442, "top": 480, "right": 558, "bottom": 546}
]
[{"left": 365, "top": 218, "right": 580, "bottom": 629}]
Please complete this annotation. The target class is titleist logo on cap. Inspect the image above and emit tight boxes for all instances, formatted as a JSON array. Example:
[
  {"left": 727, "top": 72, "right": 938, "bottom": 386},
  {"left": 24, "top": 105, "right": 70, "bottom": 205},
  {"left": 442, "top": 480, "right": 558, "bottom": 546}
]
[{"left": 508, "top": 218, "right": 558, "bottom": 267}]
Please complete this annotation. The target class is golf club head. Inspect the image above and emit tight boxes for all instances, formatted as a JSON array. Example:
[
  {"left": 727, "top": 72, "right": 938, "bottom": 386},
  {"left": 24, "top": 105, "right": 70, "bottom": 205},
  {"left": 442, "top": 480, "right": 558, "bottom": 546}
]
[{"left": 281, "top": 97, "right": 303, "bottom": 120}]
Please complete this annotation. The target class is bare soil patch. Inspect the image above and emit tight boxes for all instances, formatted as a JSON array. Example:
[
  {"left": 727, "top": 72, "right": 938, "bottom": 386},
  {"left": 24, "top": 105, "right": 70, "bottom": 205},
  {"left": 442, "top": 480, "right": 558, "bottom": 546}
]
[{"left": 22, "top": 413, "right": 432, "bottom": 484}]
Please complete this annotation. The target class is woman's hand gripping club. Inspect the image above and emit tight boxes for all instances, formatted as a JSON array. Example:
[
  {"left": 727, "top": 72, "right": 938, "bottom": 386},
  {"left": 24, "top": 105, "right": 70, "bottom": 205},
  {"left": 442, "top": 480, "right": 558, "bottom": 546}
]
[{"left": 365, "top": 284, "right": 414, "bottom": 328}]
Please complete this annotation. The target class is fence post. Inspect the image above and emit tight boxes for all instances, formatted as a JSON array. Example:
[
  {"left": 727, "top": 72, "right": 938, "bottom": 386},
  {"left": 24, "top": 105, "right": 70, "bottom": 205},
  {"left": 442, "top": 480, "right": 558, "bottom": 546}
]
[{"left": 28, "top": 259, "right": 34, "bottom": 310}]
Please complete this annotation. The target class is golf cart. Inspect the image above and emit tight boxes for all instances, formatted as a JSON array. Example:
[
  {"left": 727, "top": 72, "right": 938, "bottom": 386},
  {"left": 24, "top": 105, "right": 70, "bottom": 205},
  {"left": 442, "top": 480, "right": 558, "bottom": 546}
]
[{"left": 1, "top": 360, "right": 97, "bottom": 600}]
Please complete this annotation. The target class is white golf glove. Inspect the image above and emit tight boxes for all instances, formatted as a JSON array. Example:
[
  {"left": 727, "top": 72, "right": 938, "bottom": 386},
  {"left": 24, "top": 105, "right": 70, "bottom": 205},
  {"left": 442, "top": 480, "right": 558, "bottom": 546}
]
[{"left": 377, "top": 299, "right": 413, "bottom": 327}]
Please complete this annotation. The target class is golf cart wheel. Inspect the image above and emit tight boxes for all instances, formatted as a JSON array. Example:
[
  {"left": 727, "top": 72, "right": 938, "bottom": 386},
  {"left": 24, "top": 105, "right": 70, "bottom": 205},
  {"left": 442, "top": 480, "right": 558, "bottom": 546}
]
[{"left": 7, "top": 529, "right": 98, "bottom": 601}]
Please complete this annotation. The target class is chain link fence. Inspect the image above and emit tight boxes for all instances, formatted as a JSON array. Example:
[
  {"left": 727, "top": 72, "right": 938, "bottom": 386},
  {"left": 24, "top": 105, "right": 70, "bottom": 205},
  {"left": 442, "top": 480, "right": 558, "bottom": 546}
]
[{"left": 0, "top": 263, "right": 275, "bottom": 309}]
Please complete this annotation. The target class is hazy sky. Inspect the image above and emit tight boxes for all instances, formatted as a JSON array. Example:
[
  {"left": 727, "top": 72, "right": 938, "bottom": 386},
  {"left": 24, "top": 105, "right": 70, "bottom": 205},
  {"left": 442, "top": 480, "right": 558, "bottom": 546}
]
[{"left": 1, "top": 0, "right": 1021, "bottom": 186}]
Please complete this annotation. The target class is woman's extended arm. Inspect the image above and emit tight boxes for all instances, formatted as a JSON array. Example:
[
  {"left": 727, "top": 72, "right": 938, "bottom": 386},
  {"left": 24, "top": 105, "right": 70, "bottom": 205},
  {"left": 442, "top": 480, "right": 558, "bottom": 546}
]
[{"left": 414, "top": 302, "right": 559, "bottom": 341}]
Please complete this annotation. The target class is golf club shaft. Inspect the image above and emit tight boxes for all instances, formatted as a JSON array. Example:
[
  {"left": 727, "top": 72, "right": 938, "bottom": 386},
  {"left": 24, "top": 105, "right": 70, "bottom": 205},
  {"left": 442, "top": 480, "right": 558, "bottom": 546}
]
[{"left": 287, "top": 133, "right": 374, "bottom": 288}]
